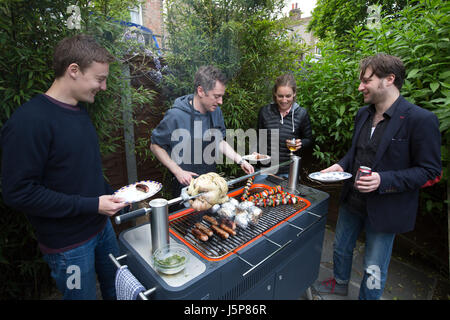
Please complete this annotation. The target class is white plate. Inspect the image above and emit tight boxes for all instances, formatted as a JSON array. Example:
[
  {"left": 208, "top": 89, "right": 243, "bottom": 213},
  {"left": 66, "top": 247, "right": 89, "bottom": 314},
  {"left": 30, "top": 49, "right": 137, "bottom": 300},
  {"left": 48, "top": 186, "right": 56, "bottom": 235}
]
[
  {"left": 242, "top": 154, "right": 271, "bottom": 162},
  {"left": 113, "top": 180, "right": 162, "bottom": 203},
  {"left": 308, "top": 171, "right": 352, "bottom": 182}
]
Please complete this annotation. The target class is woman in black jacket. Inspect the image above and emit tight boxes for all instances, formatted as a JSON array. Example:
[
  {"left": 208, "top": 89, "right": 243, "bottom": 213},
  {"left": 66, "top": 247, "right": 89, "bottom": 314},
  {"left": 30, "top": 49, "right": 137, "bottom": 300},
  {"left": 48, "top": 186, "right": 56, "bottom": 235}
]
[{"left": 255, "top": 73, "right": 312, "bottom": 181}]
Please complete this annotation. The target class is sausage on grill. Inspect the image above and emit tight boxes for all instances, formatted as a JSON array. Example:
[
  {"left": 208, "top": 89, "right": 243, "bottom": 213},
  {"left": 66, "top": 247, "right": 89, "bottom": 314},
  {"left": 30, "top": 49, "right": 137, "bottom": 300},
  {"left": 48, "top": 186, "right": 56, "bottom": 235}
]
[
  {"left": 211, "top": 225, "right": 229, "bottom": 239},
  {"left": 194, "top": 222, "right": 213, "bottom": 237},
  {"left": 220, "top": 223, "right": 236, "bottom": 236},
  {"left": 191, "top": 228, "right": 208, "bottom": 241},
  {"left": 202, "top": 215, "right": 219, "bottom": 225}
]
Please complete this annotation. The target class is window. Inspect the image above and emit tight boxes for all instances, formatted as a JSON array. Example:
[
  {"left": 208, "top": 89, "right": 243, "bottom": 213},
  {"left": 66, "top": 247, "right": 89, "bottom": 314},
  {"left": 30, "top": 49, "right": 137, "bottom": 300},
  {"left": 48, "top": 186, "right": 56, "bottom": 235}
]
[{"left": 130, "top": 5, "right": 142, "bottom": 25}]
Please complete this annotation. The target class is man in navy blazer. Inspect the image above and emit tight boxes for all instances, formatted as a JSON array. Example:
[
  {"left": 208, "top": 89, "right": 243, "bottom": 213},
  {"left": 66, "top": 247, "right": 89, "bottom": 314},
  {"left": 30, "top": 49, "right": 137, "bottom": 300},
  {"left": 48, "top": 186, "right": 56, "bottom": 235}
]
[{"left": 313, "top": 53, "right": 442, "bottom": 299}]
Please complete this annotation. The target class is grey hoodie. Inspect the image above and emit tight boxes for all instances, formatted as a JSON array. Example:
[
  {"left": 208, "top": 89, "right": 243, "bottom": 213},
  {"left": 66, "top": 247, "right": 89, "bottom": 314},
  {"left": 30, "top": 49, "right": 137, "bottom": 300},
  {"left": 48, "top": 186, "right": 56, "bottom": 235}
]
[{"left": 151, "top": 94, "right": 227, "bottom": 168}]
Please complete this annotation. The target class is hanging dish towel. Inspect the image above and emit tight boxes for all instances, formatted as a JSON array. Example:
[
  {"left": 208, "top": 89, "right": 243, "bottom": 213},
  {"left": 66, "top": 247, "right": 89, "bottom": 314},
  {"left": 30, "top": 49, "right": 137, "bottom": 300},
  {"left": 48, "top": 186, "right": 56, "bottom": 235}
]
[{"left": 115, "top": 265, "right": 145, "bottom": 300}]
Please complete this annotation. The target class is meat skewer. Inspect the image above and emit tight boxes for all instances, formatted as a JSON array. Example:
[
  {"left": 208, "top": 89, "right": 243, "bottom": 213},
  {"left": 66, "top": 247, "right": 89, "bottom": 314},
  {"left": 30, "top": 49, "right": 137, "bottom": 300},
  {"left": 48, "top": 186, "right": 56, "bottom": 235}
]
[
  {"left": 240, "top": 176, "right": 255, "bottom": 201},
  {"left": 246, "top": 185, "right": 302, "bottom": 207},
  {"left": 248, "top": 185, "right": 283, "bottom": 200}
]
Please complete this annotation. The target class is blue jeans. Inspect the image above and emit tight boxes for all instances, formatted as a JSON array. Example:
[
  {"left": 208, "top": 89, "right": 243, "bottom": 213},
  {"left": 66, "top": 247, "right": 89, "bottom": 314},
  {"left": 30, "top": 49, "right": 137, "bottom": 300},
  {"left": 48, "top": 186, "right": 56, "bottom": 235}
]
[
  {"left": 333, "top": 204, "right": 395, "bottom": 300},
  {"left": 43, "top": 219, "right": 119, "bottom": 300}
]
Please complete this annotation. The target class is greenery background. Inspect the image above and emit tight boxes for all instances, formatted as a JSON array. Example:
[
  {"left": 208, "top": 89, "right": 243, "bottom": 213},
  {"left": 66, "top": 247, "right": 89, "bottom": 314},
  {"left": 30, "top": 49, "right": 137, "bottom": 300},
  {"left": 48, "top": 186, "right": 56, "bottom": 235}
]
[{"left": 0, "top": 0, "right": 448, "bottom": 298}]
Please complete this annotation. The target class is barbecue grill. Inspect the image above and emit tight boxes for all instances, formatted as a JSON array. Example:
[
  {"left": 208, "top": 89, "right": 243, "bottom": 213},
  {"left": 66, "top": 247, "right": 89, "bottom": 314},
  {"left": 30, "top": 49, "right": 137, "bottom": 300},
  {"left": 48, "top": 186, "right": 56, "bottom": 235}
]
[{"left": 112, "top": 176, "right": 329, "bottom": 300}]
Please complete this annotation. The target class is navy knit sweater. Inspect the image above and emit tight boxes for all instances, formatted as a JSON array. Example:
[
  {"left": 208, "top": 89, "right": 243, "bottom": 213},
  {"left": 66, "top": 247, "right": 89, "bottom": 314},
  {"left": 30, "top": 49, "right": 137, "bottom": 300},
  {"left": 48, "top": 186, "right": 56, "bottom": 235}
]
[{"left": 1, "top": 94, "right": 109, "bottom": 249}]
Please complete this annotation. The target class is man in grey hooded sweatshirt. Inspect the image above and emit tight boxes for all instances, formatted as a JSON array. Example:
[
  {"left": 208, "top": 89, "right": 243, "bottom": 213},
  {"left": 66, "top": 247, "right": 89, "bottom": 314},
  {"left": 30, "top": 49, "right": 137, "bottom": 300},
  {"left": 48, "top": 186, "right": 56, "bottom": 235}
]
[{"left": 151, "top": 65, "right": 254, "bottom": 198}]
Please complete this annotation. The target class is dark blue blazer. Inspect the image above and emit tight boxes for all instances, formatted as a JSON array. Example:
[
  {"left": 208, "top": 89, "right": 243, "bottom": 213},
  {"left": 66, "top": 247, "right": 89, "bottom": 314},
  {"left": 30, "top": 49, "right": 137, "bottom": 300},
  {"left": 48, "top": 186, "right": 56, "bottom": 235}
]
[{"left": 338, "top": 95, "right": 442, "bottom": 233}]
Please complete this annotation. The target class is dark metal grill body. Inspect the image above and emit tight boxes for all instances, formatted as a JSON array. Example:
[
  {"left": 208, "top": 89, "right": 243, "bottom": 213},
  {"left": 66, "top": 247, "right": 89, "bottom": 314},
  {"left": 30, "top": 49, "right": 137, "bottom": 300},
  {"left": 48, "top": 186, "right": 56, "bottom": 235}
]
[{"left": 118, "top": 182, "right": 329, "bottom": 300}]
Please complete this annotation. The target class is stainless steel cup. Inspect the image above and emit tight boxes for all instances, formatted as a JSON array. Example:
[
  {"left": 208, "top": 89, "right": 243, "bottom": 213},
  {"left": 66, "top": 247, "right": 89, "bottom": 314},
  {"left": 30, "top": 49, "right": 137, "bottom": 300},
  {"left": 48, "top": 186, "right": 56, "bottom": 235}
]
[
  {"left": 149, "top": 198, "right": 170, "bottom": 254},
  {"left": 288, "top": 155, "right": 301, "bottom": 192}
]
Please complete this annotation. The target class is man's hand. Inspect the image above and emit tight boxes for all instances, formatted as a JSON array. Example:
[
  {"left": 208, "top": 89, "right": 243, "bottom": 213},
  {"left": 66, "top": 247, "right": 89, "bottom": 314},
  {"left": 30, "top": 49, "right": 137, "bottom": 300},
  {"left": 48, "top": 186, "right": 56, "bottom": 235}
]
[
  {"left": 151, "top": 143, "right": 198, "bottom": 186},
  {"left": 355, "top": 172, "right": 381, "bottom": 193},
  {"left": 99, "top": 195, "right": 129, "bottom": 216},
  {"left": 320, "top": 163, "right": 344, "bottom": 173},
  {"left": 175, "top": 169, "right": 198, "bottom": 186},
  {"left": 240, "top": 160, "right": 254, "bottom": 174}
]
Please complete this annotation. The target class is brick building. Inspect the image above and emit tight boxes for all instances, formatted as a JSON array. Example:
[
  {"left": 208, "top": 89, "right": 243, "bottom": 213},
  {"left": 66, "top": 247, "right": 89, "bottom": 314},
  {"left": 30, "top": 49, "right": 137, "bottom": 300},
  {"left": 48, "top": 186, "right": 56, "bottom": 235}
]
[
  {"left": 130, "top": 0, "right": 165, "bottom": 50},
  {"left": 286, "top": 5, "right": 321, "bottom": 60}
]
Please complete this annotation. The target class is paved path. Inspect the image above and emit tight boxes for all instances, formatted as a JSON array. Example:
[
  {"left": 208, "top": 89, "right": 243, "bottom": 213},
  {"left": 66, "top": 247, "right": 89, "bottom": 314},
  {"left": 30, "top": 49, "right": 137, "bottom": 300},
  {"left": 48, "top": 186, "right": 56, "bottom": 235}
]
[{"left": 301, "top": 226, "right": 448, "bottom": 300}]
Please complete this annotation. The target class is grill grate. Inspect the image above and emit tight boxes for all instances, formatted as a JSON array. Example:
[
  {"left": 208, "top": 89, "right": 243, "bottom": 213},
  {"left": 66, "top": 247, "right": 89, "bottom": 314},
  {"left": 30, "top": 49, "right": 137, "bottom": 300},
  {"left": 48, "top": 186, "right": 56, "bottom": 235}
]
[{"left": 169, "top": 189, "right": 309, "bottom": 260}]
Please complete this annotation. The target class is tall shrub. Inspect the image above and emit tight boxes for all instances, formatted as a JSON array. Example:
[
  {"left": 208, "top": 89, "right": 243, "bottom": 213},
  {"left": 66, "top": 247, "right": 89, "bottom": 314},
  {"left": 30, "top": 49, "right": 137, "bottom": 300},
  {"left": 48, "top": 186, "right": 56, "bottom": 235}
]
[
  {"left": 162, "top": 0, "right": 306, "bottom": 176},
  {"left": 297, "top": 0, "right": 449, "bottom": 168},
  {"left": 295, "top": 44, "right": 363, "bottom": 166},
  {"left": 308, "top": 0, "right": 408, "bottom": 41}
]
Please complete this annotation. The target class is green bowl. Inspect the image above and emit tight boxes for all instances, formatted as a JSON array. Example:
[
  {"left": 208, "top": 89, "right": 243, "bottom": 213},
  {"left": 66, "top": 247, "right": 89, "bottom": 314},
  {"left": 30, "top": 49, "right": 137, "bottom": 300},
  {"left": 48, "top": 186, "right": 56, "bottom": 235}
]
[{"left": 152, "top": 243, "right": 189, "bottom": 275}]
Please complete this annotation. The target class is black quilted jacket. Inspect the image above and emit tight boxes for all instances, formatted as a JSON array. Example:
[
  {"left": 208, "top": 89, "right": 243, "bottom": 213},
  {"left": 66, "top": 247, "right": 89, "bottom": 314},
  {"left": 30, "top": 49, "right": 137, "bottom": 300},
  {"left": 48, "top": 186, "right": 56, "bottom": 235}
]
[{"left": 257, "top": 102, "right": 313, "bottom": 174}]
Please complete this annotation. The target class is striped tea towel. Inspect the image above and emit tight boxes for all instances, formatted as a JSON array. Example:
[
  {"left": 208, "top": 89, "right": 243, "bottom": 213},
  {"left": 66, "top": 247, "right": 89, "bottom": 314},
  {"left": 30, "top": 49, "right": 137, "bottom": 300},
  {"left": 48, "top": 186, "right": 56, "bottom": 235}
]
[{"left": 115, "top": 265, "right": 145, "bottom": 300}]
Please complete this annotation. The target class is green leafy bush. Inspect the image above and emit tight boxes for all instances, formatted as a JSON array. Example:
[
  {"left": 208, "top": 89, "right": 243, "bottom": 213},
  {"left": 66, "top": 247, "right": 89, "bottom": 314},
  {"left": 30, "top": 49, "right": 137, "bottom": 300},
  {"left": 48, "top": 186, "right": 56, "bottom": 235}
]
[
  {"left": 295, "top": 45, "right": 362, "bottom": 166},
  {"left": 162, "top": 0, "right": 306, "bottom": 177},
  {"left": 297, "top": 0, "right": 449, "bottom": 169}
]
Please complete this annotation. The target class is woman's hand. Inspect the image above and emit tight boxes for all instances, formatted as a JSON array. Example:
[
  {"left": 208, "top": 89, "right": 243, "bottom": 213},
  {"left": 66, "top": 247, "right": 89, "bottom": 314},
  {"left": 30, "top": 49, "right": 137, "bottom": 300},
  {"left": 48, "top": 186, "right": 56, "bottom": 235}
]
[{"left": 285, "top": 138, "right": 302, "bottom": 151}]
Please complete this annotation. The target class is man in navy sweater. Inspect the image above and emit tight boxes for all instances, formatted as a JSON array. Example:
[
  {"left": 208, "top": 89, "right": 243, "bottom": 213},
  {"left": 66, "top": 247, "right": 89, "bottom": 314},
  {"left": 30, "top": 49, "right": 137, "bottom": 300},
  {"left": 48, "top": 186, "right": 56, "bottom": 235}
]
[{"left": 1, "top": 34, "right": 128, "bottom": 299}]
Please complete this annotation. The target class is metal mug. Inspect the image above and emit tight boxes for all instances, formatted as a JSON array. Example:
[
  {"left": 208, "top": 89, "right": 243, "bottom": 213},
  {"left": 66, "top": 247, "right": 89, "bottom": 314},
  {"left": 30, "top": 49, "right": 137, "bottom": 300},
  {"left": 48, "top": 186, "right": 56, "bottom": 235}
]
[
  {"left": 149, "top": 198, "right": 170, "bottom": 254},
  {"left": 288, "top": 155, "right": 301, "bottom": 192}
]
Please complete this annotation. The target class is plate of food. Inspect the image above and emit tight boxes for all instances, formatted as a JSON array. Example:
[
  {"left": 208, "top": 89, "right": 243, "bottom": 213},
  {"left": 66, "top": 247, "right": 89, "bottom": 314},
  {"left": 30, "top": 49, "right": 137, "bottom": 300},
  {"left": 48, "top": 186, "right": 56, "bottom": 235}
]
[
  {"left": 113, "top": 180, "right": 162, "bottom": 203},
  {"left": 308, "top": 171, "right": 352, "bottom": 182},
  {"left": 242, "top": 153, "right": 271, "bottom": 162}
]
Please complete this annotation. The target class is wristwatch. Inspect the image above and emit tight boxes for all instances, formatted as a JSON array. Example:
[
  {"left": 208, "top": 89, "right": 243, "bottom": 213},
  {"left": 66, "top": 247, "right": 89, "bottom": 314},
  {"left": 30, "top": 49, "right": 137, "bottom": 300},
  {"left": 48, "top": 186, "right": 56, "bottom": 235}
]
[{"left": 237, "top": 158, "right": 244, "bottom": 165}]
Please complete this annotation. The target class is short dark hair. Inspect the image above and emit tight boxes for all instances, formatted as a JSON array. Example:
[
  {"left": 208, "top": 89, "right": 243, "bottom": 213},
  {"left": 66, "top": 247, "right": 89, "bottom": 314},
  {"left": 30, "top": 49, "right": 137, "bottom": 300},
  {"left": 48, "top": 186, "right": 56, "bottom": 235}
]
[
  {"left": 359, "top": 53, "right": 405, "bottom": 90},
  {"left": 194, "top": 65, "right": 227, "bottom": 94},
  {"left": 53, "top": 34, "right": 114, "bottom": 78},
  {"left": 272, "top": 73, "right": 297, "bottom": 102}
]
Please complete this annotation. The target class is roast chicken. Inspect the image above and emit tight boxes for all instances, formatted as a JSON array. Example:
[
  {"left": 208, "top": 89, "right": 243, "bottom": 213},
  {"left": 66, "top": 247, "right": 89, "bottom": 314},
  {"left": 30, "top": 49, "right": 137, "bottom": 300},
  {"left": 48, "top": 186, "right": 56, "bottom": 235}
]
[{"left": 187, "top": 172, "right": 229, "bottom": 211}]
